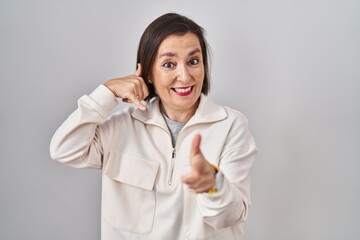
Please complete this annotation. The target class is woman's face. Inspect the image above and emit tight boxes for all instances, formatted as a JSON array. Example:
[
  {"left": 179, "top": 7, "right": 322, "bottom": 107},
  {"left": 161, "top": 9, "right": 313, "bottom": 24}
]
[{"left": 151, "top": 32, "right": 205, "bottom": 119}]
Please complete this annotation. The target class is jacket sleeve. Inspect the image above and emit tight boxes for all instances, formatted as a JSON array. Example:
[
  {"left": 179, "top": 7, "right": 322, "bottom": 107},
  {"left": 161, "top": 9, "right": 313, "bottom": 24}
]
[
  {"left": 49, "top": 85, "right": 118, "bottom": 168},
  {"left": 197, "top": 113, "right": 257, "bottom": 229}
]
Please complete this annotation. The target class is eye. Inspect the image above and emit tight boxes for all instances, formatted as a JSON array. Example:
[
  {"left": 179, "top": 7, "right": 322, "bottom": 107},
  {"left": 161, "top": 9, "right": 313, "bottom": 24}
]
[
  {"left": 162, "top": 62, "right": 175, "bottom": 68},
  {"left": 189, "top": 58, "right": 199, "bottom": 66}
]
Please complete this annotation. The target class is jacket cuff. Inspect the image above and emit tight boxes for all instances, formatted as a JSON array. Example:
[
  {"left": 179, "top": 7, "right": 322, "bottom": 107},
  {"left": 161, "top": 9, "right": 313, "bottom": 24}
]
[
  {"left": 89, "top": 85, "right": 118, "bottom": 114},
  {"left": 202, "top": 172, "right": 229, "bottom": 200}
]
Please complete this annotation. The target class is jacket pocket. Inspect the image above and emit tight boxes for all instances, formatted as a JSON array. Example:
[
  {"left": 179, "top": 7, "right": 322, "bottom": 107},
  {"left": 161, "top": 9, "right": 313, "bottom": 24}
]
[{"left": 102, "top": 151, "right": 160, "bottom": 234}]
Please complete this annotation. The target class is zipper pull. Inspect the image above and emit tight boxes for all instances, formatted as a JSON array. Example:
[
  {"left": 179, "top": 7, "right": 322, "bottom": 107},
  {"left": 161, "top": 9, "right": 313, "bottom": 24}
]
[
  {"left": 168, "top": 148, "right": 176, "bottom": 185},
  {"left": 172, "top": 148, "right": 176, "bottom": 158}
]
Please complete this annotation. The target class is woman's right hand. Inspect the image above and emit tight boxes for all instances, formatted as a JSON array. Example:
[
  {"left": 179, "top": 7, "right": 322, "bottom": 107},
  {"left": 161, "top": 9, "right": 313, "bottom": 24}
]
[{"left": 104, "top": 63, "right": 149, "bottom": 111}]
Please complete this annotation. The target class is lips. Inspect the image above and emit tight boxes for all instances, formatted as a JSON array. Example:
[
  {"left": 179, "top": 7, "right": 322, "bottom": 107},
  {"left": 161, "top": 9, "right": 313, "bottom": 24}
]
[{"left": 172, "top": 86, "right": 193, "bottom": 96}]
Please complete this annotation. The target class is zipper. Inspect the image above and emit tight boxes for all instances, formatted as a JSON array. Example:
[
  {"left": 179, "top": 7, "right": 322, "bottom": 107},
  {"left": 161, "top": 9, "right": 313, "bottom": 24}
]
[
  {"left": 168, "top": 147, "right": 176, "bottom": 185},
  {"left": 148, "top": 123, "right": 176, "bottom": 186}
]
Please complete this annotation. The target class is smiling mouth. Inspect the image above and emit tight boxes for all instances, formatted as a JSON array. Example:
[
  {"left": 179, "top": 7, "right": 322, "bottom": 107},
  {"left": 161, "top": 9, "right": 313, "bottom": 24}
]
[
  {"left": 171, "top": 86, "right": 194, "bottom": 96},
  {"left": 172, "top": 86, "right": 193, "bottom": 93}
]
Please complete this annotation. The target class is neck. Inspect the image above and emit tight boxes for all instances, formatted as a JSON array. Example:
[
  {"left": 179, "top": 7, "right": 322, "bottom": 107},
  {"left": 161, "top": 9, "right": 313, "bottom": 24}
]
[{"left": 160, "top": 100, "right": 199, "bottom": 123}]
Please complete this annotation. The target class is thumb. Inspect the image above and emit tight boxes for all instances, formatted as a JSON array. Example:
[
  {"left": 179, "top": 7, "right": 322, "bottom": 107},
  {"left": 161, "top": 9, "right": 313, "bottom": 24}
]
[
  {"left": 190, "top": 134, "right": 202, "bottom": 156},
  {"left": 134, "top": 63, "right": 142, "bottom": 77}
]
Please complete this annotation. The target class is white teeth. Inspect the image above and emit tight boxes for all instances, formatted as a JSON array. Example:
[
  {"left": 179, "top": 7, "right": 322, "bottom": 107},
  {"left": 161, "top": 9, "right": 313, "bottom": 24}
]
[{"left": 174, "top": 87, "right": 191, "bottom": 93}]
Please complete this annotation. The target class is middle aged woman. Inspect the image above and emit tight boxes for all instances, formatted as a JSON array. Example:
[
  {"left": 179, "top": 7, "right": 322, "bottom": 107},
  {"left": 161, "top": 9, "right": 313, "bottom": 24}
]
[{"left": 50, "top": 12, "right": 257, "bottom": 240}]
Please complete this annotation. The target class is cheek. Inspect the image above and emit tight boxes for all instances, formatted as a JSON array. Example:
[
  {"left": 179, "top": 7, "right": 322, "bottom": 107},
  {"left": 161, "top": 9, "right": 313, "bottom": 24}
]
[
  {"left": 193, "top": 68, "right": 205, "bottom": 83},
  {"left": 153, "top": 76, "right": 172, "bottom": 91},
  {"left": 155, "top": 72, "right": 177, "bottom": 85}
]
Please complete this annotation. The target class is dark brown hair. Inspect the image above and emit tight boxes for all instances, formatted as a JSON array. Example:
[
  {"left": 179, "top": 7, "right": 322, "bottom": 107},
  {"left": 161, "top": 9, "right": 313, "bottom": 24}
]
[{"left": 136, "top": 13, "right": 211, "bottom": 101}]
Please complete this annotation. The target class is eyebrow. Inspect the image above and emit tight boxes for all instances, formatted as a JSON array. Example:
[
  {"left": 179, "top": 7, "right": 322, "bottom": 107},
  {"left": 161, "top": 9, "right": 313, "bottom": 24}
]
[{"left": 158, "top": 48, "right": 201, "bottom": 58}]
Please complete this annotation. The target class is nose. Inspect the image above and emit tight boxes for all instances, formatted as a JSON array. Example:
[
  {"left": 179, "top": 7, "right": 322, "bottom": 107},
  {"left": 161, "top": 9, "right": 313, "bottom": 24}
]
[{"left": 176, "top": 64, "right": 191, "bottom": 83}]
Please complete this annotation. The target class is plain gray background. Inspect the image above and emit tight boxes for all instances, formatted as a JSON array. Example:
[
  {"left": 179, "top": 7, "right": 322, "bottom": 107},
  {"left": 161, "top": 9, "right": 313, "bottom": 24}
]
[{"left": 1, "top": 0, "right": 359, "bottom": 239}]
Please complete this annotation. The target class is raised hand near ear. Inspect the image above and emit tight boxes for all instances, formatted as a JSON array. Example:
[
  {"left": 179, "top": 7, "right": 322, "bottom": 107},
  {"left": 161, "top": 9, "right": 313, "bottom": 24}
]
[
  {"left": 104, "top": 63, "right": 149, "bottom": 111},
  {"left": 182, "top": 134, "right": 216, "bottom": 193}
]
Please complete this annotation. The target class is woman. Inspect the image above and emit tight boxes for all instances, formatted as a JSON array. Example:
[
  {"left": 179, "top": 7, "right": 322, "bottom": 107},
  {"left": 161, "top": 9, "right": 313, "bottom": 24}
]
[{"left": 50, "top": 13, "right": 257, "bottom": 240}]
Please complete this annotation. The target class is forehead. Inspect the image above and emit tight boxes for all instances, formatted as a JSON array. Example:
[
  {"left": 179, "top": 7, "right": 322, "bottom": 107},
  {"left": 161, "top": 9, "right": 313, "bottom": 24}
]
[{"left": 156, "top": 33, "right": 202, "bottom": 56}]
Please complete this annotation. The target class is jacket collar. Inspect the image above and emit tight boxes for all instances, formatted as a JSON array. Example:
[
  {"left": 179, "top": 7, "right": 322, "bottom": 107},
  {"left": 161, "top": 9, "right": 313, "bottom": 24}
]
[{"left": 131, "top": 94, "right": 227, "bottom": 128}]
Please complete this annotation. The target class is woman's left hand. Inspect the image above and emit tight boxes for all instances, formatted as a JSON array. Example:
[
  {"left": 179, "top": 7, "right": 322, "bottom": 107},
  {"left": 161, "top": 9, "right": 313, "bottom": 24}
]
[{"left": 182, "top": 134, "right": 216, "bottom": 193}]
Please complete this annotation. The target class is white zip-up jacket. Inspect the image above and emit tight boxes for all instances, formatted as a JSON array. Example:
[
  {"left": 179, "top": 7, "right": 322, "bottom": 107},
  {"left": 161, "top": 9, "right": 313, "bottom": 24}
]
[{"left": 50, "top": 85, "right": 257, "bottom": 240}]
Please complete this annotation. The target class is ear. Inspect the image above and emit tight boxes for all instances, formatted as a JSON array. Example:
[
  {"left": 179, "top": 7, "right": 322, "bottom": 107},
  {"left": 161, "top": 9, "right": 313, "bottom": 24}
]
[{"left": 148, "top": 79, "right": 152, "bottom": 84}]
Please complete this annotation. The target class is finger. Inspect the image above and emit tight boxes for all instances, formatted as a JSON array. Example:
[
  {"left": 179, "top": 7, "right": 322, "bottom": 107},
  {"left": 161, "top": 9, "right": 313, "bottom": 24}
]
[
  {"left": 181, "top": 177, "right": 191, "bottom": 186},
  {"left": 141, "top": 79, "right": 150, "bottom": 99},
  {"left": 134, "top": 63, "right": 142, "bottom": 77},
  {"left": 133, "top": 77, "right": 149, "bottom": 100},
  {"left": 181, "top": 173, "right": 197, "bottom": 185},
  {"left": 123, "top": 80, "right": 143, "bottom": 101},
  {"left": 136, "top": 66, "right": 149, "bottom": 100},
  {"left": 129, "top": 93, "right": 146, "bottom": 111},
  {"left": 134, "top": 99, "right": 146, "bottom": 111},
  {"left": 182, "top": 174, "right": 213, "bottom": 193},
  {"left": 190, "top": 134, "right": 202, "bottom": 157}
]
